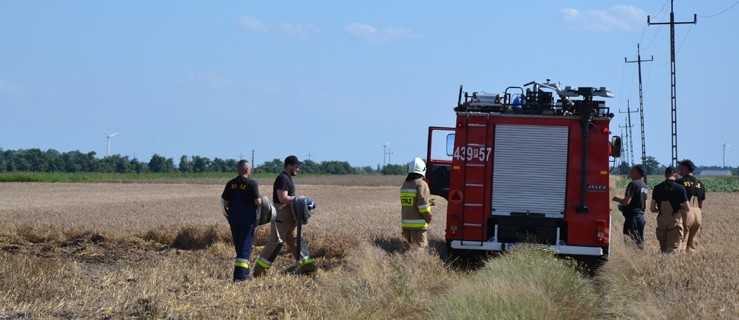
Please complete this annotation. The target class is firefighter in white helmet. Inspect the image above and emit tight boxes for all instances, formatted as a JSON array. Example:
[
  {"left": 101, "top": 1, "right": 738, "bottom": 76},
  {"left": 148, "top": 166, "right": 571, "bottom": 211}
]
[{"left": 400, "top": 157, "right": 433, "bottom": 250}]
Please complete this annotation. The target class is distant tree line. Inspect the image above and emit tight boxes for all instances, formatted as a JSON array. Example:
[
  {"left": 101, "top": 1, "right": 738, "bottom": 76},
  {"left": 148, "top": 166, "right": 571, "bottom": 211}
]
[
  {"left": 0, "top": 148, "right": 407, "bottom": 175},
  {"left": 613, "top": 155, "right": 739, "bottom": 175}
]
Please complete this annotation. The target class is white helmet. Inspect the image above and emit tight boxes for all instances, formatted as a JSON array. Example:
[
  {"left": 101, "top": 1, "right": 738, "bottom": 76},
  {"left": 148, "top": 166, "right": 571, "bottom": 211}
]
[{"left": 408, "top": 157, "right": 427, "bottom": 178}]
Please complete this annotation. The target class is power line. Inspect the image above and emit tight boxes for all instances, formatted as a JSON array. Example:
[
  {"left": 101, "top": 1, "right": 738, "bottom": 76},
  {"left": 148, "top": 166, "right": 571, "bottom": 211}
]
[
  {"left": 620, "top": 105, "right": 638, "bottom": 166},
  {"left": 625, "top": 43, "right": 653, "bottom": 182},
  {"left": 641, "top": 0, "right": 671, "bottom": 51},
  {"left": 699, "top": 0, "right": 739, "bottom": 18}
]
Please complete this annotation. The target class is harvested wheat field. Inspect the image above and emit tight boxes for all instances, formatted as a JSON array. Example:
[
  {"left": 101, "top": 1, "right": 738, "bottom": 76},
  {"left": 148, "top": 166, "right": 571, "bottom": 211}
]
[{"left": 0, "top": 176, "right": 737, "bottom": 319}]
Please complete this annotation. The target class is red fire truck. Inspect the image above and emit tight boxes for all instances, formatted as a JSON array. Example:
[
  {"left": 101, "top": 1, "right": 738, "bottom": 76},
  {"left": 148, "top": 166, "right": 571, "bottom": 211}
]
[{"left": 426, "top": 80, "right": 621, "bottom": 262}]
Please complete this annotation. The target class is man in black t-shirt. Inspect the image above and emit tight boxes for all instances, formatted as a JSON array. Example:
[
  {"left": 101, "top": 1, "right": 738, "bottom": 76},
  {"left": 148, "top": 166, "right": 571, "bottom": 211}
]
[
  {"left": 612, "top": 164, "right": 648, "bottom": 249},
  {"left": 254, "top": 155, "right": 316, "bottom": 277},
  {"left": 676, "top": 159, "right": 706, "bottom": 251},
  {"left": 221, "top": 160, "right": 261, "bottom": 281},
  {"left": 650, "top": 167, "right": 690, "bottom": 253}
]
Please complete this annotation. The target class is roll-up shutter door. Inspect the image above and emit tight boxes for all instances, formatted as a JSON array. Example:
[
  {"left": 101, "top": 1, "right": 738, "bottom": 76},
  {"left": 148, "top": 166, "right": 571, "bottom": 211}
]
[{"left": 491, "top": 124, "right": 569, "bottom": 218}]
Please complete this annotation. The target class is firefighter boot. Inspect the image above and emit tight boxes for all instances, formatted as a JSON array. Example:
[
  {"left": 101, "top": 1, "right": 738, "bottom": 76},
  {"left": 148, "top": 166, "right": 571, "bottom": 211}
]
[
  {"left": 298, "top": 258, "right": 316, "bottom": 275},
  {"left": 233, "top": 258, "right": 250, "bottom": 282},
  {"left": 253, "top": 241, "right": 283, "bottom": 278}
]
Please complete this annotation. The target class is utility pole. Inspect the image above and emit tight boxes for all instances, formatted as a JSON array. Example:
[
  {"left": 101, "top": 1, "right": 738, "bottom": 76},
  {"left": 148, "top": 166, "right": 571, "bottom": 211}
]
[
  {"left": 251, "top": 150, "right": 255, "bottom": 168},
  {"left": 306, "top": 151, "right": 313, "bottom": 161},
  {"left": 648, "top": 0, "right": 696, "bottom": 167},
  {"left": 620, "top": 105, "right": 637, "bottom": 166},
  {"left": 619, "top": 127, "right": 630, "bottom": 167},
  {"left": 625, "top": 43, "right": 653, "bottom": 182}
]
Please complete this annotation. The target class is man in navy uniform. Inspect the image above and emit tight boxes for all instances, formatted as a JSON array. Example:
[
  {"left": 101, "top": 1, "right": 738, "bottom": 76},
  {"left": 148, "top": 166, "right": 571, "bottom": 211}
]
[{"left": 221, "top": 160, "right": 261, "bottom": 281}]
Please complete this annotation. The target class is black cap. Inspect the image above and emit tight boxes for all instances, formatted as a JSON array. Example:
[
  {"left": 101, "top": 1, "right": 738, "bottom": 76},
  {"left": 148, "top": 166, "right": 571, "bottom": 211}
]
[
  {"left": 633, "top": 164, "right": 646, "bottom": 177},
  {"left": 664, "top": 166, "right": 677, "bottom": 177},
  {"left": 677, "top": 159, "right": 696, "bottom": 173},
  {"left": 284, "top": 155, "right": 301, "bottom": 166}
]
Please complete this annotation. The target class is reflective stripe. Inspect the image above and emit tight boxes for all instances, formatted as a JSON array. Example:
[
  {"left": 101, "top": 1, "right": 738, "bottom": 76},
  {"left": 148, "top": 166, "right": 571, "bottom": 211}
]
[
  {"left": 298, "top": 257, "right": 314, "bottom": 267},
  {"left": 401, "top": 191, "right": 416, "bottom": 207},
  {"left": 402, "top": 219, "right": 428, "bottom": 229},
  {"left": 418, "top": 206, "right": 431, "bottom": 214},
  {"left": 234, "top": 258, "right": 249, "bottom": 268},
  {"left": 256, "top": 257, "right": 272, "bottom": 269},
  {"left": 417, "top": 203, "right": 431, "bottom": 211}
]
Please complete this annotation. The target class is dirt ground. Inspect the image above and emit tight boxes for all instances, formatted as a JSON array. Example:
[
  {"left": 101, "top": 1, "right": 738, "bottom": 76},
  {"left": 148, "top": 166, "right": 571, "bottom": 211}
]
[{"left": 1, "top": 178, "right": 737, "bottom": 319}]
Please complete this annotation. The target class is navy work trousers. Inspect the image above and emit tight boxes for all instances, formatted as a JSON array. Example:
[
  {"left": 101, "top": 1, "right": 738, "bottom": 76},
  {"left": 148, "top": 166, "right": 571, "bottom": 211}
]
[
  {"left": 622, "top": 211, "right": 645, "bottom": 248},
  {"left": 228, "top": 216, "right": 255, "bottom": 281}
]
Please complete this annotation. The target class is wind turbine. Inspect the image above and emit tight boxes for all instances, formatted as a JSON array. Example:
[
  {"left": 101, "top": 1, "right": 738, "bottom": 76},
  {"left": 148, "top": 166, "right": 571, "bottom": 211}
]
[
  {"left": 104, "top": 131, "right": 119, "bottom": 157},
  {"left": 723, "top": 138, "right": 730, "bottom": 167},
  {"left": 383, "top": 142, "right": 390, "bottom": 167}
]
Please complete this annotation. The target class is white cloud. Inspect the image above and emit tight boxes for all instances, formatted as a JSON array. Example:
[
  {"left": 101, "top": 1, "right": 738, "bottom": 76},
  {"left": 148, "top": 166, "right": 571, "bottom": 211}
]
[
  {"left": 277, "top": 23, "right": 319, "bottom": 38},
  {"left": 180, "top": 72, "right": 233, "bottom": 91},
  {"left": 239, "top": 16, "right": 319, "bottom": 38},
  {"left": 0, "top": 79, "right": 30, "bottom": 94},
  {"left": 345, "top": 23, "right": 418, "bottom": 43},
  {"left": 560, "top": 5, "right": 646, "bottom": 32},
  {"left": 239, "top": 16, "right": 269, "bottom": 32}
]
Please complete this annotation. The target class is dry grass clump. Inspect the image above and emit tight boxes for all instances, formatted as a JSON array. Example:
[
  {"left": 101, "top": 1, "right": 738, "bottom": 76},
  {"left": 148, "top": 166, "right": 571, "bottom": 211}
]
[
  {"left": 600, "top": 187, "right": 739, "bottom": 319},
  {"left": 319, "top": 243, "right": 455, "bottom": 319},
  {"left": 140, "top": 225, "right": 230, "bottom": 250},
  {"left": 432, "top": 248, "right": 600, "bottom": 320}
]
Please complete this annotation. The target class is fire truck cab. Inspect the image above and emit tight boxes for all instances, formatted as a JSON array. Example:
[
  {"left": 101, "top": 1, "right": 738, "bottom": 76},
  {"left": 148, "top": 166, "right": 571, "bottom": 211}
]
[{"left": 427, "top": 80, "right": 619, "bottom": 261}]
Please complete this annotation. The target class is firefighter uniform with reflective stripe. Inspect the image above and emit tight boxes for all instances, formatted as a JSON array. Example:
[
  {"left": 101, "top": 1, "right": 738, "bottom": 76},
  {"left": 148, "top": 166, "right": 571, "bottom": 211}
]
[
  {"left": 253, "top": 157, "right": 316, "bottom": 277},
  {"left": 221, "top": 175, "right": 259, "bottom": 281},
  {"left": 401, "top": 176, "right": 432, "bottom": 249},
  {"left": 676, "top": 174, "right": 705, "bottom": 251},
  {"left": 651, "top": 177, "right": 688, "bottom": 253}
]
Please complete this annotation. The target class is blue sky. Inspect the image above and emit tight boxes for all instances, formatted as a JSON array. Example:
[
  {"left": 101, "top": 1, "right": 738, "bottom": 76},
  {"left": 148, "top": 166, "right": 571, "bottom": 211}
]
[{"left": 1, "top": 1, "right": 737, "bottom": 168}]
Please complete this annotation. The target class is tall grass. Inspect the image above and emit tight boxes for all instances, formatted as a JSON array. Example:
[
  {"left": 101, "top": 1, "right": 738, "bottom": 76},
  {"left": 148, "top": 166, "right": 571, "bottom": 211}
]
[{"left": 432, "top": 248, "right": 599, "bottom": 320}]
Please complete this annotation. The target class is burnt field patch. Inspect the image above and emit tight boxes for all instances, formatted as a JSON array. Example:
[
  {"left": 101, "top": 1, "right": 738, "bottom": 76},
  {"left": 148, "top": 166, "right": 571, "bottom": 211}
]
[{"left": 0, "top": 178, "right": 736, "bottom": 319}]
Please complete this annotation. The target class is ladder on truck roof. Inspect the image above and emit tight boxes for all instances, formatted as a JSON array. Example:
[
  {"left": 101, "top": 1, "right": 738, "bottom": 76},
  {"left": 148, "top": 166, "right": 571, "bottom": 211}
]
[{"left": 458, "top": 112, "right": 492, "bottom": 246}]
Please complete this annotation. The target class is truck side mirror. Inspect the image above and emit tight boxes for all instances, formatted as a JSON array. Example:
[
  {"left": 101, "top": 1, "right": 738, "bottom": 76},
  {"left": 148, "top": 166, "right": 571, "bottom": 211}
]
[
  {"left": 610, "top": 136, "right": 622, "bottom": 158},
  {"left": 446, "top": 134, "right": 455, "bottom": 156}
]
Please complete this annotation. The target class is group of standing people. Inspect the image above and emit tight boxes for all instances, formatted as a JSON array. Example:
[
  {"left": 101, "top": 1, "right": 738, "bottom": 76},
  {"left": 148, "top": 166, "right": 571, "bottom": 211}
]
[
  {"left": 220, "top": 155, "right": 435, "bottom": 281},
  {"left": 220, "top": 155, "right": 315, "bottom": 282},
  {"left": 612, "top": 159, "right": 706, "bottom": 253}
]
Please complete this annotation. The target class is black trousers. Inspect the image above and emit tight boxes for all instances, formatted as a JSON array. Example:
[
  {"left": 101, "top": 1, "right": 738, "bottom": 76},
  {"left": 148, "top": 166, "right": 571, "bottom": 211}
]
[{"left": 622, "top": 212, "right": 645, "bottom": 247}]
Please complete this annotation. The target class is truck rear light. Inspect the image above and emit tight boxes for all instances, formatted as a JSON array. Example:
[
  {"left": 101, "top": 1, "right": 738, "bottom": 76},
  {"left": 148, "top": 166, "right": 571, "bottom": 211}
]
[
  {"left": 450, "top": 216, "right": 459, "bottom": 235},
  {"left": 596, "top": 220, "right": 606, "bottom": 242}
]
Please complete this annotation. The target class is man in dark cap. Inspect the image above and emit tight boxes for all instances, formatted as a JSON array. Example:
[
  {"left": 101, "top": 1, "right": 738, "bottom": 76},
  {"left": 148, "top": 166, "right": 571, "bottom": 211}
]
[
  {"left": 676, "top": 159, "right": 706, "bottom": 251},
  {"left": 650, "top": 167, "right": 690, "bottom": 253},
  {"left": 253, "top": 155, "right": 316, "bottom": 277},
  {"left": 612, "top": 164, "right": 648, "bottom": 249}
]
